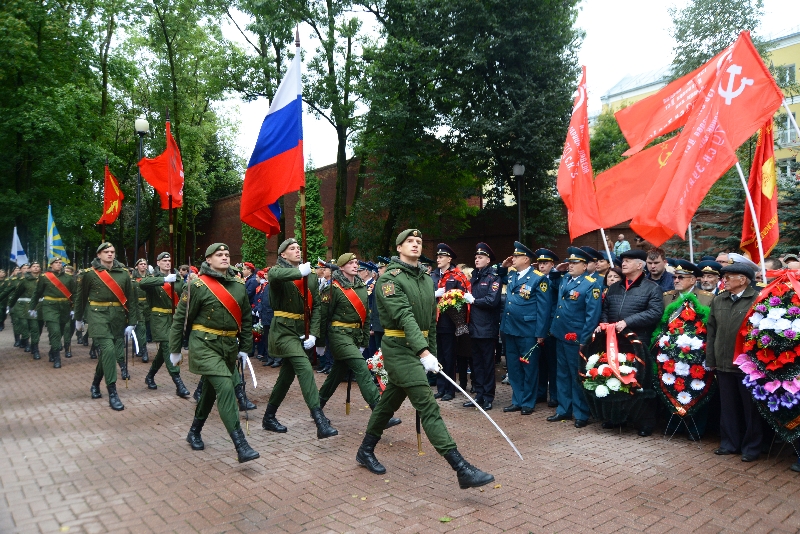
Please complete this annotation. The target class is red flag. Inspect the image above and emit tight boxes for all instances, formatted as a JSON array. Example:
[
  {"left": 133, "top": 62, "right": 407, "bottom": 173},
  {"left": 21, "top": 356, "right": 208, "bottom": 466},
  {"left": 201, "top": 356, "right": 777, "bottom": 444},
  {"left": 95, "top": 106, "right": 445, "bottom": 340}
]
[
  {"left": 96, "top": 165, "right": 124, "bottom": 225},
  {"left": 741, "top": 119, "right": 779, "bottom": 259},
  {"left": 557, "top": 67, "right": 601, "bottom": 240},
  {"left": 138, "top": 121, "right": 184, "bottom": 209}
]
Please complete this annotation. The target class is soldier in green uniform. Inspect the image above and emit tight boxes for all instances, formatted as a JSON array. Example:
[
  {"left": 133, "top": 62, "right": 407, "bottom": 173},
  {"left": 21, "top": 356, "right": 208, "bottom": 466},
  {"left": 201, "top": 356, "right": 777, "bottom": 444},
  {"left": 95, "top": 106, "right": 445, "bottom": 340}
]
[
  {"left": 62, "top": 264, "right": 77, "bottom": 355},
  {"left": 315, "top": 253, "right": 401, "bottom": 429},
  {"left": 0, "top": 269, "right": 9, "bottom": 331},
  {"left": 30, "top": 257, "right": 76, "bottom": 368},
  {"left": 74, "top": 243, "right": 137, "bottom": 411},
  {"left": 356, "top": 229, "right": 495, "bottom": 489},
  {"left": 9, "top": 261, "right": 43, "bottom": 359},
  {"left": 8, "top": 265, "right": 29, "bottom": 348},
  {"left": 169, "top": 243, "right": 259, "bottom": 463},
  {"left": 261, "top": 238, "right": 338, "bottom": 439},
  {"left": 133, "top": 259, "right": 151, "bottom": 362},
  {"left": 138, "top": 252, "right": 191, "bottom": 397}
]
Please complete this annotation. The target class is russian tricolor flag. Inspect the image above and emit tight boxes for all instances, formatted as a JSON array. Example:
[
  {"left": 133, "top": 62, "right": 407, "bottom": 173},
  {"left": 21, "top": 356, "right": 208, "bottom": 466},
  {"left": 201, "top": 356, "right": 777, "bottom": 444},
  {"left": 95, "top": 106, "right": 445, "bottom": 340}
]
[{"left": 241, "top": 46, "right": 304, "bottom": 236}]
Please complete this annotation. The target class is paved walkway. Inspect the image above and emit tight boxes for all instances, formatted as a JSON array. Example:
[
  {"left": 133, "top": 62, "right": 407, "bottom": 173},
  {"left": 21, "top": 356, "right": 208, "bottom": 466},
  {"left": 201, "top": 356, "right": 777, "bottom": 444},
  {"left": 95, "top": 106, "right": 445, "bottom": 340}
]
[{"left": 2, "top": 329, "right": 800, "bottom": 533}]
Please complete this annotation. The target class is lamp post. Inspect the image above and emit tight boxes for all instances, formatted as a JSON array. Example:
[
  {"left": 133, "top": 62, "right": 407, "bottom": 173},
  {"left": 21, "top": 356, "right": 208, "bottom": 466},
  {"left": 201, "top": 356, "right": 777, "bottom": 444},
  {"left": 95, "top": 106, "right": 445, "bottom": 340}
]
[
  {"left": 512, "top": 163, "right": 525, "bottom": 243},
  {"left": 134, "top": 117, "right": 149, "bottom": 262}
]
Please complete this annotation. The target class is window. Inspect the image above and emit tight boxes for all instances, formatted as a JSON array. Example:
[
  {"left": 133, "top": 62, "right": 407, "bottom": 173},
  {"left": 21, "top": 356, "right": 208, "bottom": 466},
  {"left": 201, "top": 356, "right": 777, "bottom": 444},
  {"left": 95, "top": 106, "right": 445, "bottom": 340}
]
[
  {"left": 774, "top": 64, "right": 796, "bottom": 86},
  {"left": 775, "top": 111, "right": 799, "bottom": 146},
  {"left": 777, "top": 157, "right": 800, "bottom": 186}
]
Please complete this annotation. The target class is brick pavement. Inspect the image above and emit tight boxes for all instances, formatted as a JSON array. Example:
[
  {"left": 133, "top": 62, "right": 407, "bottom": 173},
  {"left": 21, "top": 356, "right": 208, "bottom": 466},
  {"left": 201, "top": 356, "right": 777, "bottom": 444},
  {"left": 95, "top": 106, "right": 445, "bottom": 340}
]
[{"left": 2, "top": 328, "right": 800, "bottom": 533}]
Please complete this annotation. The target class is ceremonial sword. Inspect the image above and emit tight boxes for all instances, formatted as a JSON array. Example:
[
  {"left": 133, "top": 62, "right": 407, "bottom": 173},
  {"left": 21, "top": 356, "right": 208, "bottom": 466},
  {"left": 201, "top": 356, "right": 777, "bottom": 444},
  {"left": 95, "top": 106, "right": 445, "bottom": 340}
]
[{"left": 436, "top": 365, "right": 523, "bottom": 460}]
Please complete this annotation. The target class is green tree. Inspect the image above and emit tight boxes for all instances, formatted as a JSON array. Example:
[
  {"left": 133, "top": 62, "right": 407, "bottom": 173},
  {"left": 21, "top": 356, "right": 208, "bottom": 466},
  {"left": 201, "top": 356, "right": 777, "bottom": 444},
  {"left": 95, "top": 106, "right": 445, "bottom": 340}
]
[
  {"left": 295, "top": 170, "right": 327, "bottom": 262},
  {"left": 590, "top": 110, "right": 630, "bottom": 174},
  {"left": 241, "top": 223, "right": 267, "bottom": 266}
]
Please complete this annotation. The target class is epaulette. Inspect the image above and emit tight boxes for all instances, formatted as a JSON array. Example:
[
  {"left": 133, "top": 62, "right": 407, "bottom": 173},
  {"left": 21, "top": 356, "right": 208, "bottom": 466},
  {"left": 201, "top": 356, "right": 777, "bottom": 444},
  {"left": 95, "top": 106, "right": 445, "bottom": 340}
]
[
  {"left": 585, "top": 275, "right": 596, "bottom": 283},
  {"left": 388, "top": 268, "right": 401, "bottom": 276},
  {"left": 533, "top": 269, "right": 544, "bottom": 276},
  {"left": 756, "top": 282, "right": 767, "bottom": 288},
  {"left": 663, "top": 289, "right": 674, "bottom": 295},
  {"left": 194, "top": 279, "right": 204, "bottom": 287},
  {"left": 235, "top": 277, "right": 245, "bottom": 284},
  {"left": 697, "top": 289, "right": 714, "bottom": 296}
]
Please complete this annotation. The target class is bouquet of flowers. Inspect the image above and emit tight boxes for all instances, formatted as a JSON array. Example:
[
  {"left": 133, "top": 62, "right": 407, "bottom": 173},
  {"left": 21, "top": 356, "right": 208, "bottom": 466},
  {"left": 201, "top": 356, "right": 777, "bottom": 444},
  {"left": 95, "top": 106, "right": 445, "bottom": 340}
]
[
  {"left": 252, "top": 322, "right": 263, "bottom": 343},
  {"left": 652, "top": 293, "right": 715, "bottom": 417},
  {"left": 583, "top": 351, "right": 639, "bottom": 398},
  {"left": 735, "top": 273, "right": 800, "bottom": 442},
  {"left": 367, "top": 349, "right": 388, "bottom": 391},
  {"left": 437, "top": 289, "right": 469, "bottom": 336}
]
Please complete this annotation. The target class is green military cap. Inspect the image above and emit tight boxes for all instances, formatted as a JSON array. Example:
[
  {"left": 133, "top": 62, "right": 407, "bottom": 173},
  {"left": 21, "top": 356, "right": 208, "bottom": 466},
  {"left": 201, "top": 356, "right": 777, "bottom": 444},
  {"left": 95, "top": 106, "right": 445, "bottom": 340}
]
[
  {"left": 337, "top": 252, "right": 358, "bottom": 267},
  {"left": 157, "top": 252, "right": 171, "bottom": 261},
  {"left": 135, "top": 258, "right": 147, "bottom": 266},
  {"left": 205, "top": 243, "right": 229, "bottom": 257},
  {"left": 396, "top": 228, "right": 422, "bottom": 245},
  {"left": 278, "top": 238, "right": 298, "bottom": 254},
  {"left": 96, "top": 242, "right": 113, "bottom": 254},
  {"left": 49, "top": 256, "right": 63, "bottom": 265}
]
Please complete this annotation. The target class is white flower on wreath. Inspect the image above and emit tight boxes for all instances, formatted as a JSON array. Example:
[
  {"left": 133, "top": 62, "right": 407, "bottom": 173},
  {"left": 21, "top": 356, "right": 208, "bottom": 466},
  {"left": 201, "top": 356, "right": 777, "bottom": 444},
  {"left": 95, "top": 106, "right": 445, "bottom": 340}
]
[
  {"left": 662, "top": 373, "right": 676, "bottom": 385},
  {"left": 674, "top": 361, "right": 691, "bottom": 377},
  {"left": 690, "top": 379, "right": 705, "bottom": 391},
  {"left": 792, "top": 318, "right": 800, "bottom": 333},
  {"left": 677, "top": 391, "right": 693, "bottom": 405},
  {"left": 598, "top": 364, "right": 609, "bottom": 375},
  {"left": 676, "top": 333, "right": 693, "bottom": 349},
  {"left": 749, "top": 312, "right": 764, "bottom": 326},
  {"left": 619, "top": 365, "right": 635, "bottom": 375},
  {"left": 586, "top": 354, "right": 600, "bottom": 370},
  {"left": 657, "top": 353, "right": 669, "bottom": 363},
  {"left": 606, "top": 377, "right": 622, "bottom": 391},
  {"left": 658, "top": 334, "right": 670, "bottom": 348},
  {"left": 595, "top": 384, "right": 610, "bottom": 398},
  {"left": 768, "top": 307, "right": 787, "bottom": 320},
  {"left": 617, "top": 353, "right": 627, "bottom": 363},
  {"left": 759, "top": 317, "right": 776, "bottom": 331},
  {"left": 775, "top": 318, "right": 793, "bottom": 332}
]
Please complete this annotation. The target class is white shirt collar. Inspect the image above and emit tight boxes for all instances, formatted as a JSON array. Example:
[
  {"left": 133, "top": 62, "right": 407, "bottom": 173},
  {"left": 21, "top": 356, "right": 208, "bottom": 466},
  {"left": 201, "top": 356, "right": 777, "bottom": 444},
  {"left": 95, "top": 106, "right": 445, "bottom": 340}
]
[{"left": 517, "top": 266, "right": 531, "bottom": 278}]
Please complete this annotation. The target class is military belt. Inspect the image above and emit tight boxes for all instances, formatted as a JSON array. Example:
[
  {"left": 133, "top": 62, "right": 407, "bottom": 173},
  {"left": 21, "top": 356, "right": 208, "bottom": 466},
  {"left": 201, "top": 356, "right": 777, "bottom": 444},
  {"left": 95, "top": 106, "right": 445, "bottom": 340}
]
[
  {"left": 89, "top": 301, "right": 122, "bottom": 307},
  {"left": 43, "top": 296, "right": 68, "bottom": 301},
  {"left": 384, "top": 329, "right": 428, "bottom": 338},
  {"left": 274, "top": 310, "right": 304, "bottom": 320},
  {"left": 331, "top": 321, "right": 361, "bottom": 329},
  {"left": 151, "top": 307, "right": 173, "bottom": 314},
  {"left": 138, "top": 297, "right": 147, "bottom": 301},
  {"left": 17, "top": 298, "right": 31, "bottom": 302},
  {"left": 192, "top": 324, "right": 238, "bottom": 337}
]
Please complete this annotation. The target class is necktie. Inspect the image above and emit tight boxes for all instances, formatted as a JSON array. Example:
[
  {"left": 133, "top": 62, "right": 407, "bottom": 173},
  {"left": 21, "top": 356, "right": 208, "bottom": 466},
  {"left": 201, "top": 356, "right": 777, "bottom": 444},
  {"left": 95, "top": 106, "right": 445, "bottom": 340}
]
[{"left": 732, "top": 294, "right": 739, "bottom": 303}]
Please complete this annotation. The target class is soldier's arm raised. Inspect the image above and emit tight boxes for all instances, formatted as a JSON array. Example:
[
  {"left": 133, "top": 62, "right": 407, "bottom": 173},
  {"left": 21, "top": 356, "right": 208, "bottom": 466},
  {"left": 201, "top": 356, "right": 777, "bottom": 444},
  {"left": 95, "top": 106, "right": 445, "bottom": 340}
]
[{"left": 268, "top": 265, "right": 303, "bottom": 283}]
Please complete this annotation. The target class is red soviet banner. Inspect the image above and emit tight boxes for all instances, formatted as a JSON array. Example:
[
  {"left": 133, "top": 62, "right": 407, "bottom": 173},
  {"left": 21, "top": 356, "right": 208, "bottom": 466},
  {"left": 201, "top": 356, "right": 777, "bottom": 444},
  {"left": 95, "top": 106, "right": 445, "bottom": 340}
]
[{"left": 741, "top": 119, "right": 779, "bottom": 260}]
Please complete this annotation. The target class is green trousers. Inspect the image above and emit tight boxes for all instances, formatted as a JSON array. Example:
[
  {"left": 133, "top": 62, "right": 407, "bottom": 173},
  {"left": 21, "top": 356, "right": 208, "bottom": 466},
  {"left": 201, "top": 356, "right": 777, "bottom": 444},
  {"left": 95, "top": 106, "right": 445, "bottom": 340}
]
[
  {"left": 27, "top": 317, "right": 41, "bottom": 344},
  {"left": 46, "top": 318, "right": 71, "bottom": 351},
  {"left": 319, "top": 357, "right": 380, "bottom": 408},
  {"left": 65, "top": 315, "right": 75, "bottom": 345},
  {"left": 366, "top": 382, "right": 456, "bottom": 455},
  {"left": 148, "top": 341, "right": 179, "bottom": 376},
  {"left": 196, "top": 373, "right": 241, "bottom": 434},
  {"left": 135, "top": 323, "right": 147, "bottom": 355},
  {"left": 267, "top": 353, "right": 320, "bottom": 410},
  {"left": 93, "top": 337, "right": 124, "bottom": 386},
  {"left": 12, "top": 304, "right": 29, "bottom": 340}
]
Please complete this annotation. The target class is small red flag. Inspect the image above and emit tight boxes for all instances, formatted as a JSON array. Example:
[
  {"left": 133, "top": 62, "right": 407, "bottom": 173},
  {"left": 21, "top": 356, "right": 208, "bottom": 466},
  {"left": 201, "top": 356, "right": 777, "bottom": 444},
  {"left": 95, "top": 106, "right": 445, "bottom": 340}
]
[
  {"left": 138, "top": 121, "right": 184, "bottom": 209},
  {"left": 556, "top": 67, "right": 601, "bottom": 240},
  {"left": 97, "top": 165, "right": 124, "bottom": 225},
  {"left": 741, "top": 119, "right": 779, "bottom": 260}
]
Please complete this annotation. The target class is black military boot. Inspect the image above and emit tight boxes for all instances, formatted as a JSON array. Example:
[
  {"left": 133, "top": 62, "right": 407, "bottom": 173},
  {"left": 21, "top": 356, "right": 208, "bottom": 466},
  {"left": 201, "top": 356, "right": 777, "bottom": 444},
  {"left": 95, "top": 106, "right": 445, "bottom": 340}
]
[
  {"left": 31, "top": 343, "right": 40, "bottom": 359},
  {"left": 369, "top": 403, "right": 402, "bottom": 429},
  {"left": 22, "top": 338, "right": 30, "bottom": 352},
  {"left": 53, "top": 350, "right": 61, "bottom": 369},
  {"left": 49, "top": 348, "right": 55, "bottom": 362},
  {"left": 235, "top": 383, "right": 256, "bottom": 411},
  {"left": 262, "top": 355, "right": 274, "bottom": 366},
  {"left": 230, "top": 428, "right": 260, "bottom": 463},
  {"left": 186, "top": 418, "right": 206, "bottom": 450},
  {"left": 171, "top": 373, "right": 190, "bottom": 398},
  {"left": 311, "top": 407, "right": 338, "bottom": 439},
  {"left": 356, "top": 433, "right": 386, "bottom": 474},
  {"left": 64, "top": 344, "right": 72, "bottom": 358},
  {"left": 192, "top": 377, "right": 204, "bottom": 402},
  {"left": 140, "top": 345, "right": 149, "bottom": 363},
  {"left": 119, "top": 360, "right": 130, "bottom": 381},
  {"left": 270, "top": 357, "right": 282, "bottom": 368},
  {"left": 13, "top": 334, "right": 20, "bottom": 347},
  {"left": 443, "top": 449, "right": 495, "bottom": 489},
  {"left": 145, "top": 368, "right": 158, "bottom": 389},
  {"left": 91, "top": 374, "right": 103, "bottom": 399},
  {"left": 107, "top": 383, "right": 124, "bottom": 411},
  {"left": 89, "top": 343, "right": 98, "bottom": 359},
  {"left": 262, "top": 403, "right": 287, "bottom": 433}
]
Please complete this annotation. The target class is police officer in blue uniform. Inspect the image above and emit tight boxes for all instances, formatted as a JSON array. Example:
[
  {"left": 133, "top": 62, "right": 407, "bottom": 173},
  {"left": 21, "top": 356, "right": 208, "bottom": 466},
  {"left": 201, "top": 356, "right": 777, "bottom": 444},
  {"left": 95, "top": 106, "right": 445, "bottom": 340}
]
[
  {"left": 463, "top": 243, "right": 502, "bottom": 410},
  {"left": 534, "top": 248, "right": 563, "bottom": 407},
  {"left": 499, "top": 242, "right": 552, "bottom": 415},
  {"left": 547, "top": 247, "right": 603, "bottom": 428}
]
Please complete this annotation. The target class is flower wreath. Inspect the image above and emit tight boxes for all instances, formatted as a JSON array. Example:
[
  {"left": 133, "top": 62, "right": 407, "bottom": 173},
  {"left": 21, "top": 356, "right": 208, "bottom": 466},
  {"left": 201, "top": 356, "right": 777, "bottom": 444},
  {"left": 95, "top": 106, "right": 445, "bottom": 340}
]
[
  {"left": 367, "top": 349, "right": 388, "bottom": 391},
  {"left": 651, "top": 292, "right": 715, "bottom": 417},
  {"left": 734, "top": 271, "right": 800, "bottom": 442}
]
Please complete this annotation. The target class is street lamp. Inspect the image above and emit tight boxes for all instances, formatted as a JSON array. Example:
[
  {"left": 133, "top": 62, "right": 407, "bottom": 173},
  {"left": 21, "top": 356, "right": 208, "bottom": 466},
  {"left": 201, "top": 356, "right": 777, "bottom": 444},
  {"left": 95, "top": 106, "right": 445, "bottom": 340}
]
[
  {"left": 134, "top": 117, "right": 149, "bottom": 262},
  {"left": 512, "top": 163, "right": 525, "bottom": 242}
]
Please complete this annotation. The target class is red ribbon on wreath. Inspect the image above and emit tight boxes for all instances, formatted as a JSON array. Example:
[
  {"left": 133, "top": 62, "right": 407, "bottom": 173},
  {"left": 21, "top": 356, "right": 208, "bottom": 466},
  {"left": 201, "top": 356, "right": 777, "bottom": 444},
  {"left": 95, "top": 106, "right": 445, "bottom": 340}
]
[{"left": 597, "top": 323, "right": 637, "bottom": 385}]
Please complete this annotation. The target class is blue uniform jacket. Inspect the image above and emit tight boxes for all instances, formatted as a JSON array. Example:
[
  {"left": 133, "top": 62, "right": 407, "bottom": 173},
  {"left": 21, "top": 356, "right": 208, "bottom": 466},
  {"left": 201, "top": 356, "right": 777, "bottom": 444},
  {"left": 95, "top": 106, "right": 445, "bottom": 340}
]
[
  {"left": 500, "top": 267, "right": 551, "bottom": 339},
  {"left": 550, "top": 273, "right": 603, "bottom": 345}
]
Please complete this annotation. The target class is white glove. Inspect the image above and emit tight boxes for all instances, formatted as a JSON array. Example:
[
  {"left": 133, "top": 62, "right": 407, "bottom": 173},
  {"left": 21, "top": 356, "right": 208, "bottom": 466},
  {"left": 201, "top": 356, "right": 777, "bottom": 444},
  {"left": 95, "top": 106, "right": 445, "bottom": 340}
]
[
  {"left": 5, "top": 307, "right": 9, "bottom": 314},
  {"left": 238, "top": 351, "right": 248, "bottom": 361},
  {"left": 28, "top": 309, "right": 37, "bottom": 318},
  {"left": 298, "top": 262, "right": 312, "bottom": 277},
  {"left": 358, "top": 347, "right": 365, "bottom": 353},
  {"left": 316, "top": 346, "right": 325, "bottom": 356},
  {"left": 434, "top": 287, "right": 446, "bottom": 298},
  {"left": 70, "top": 310, "right": 75, "bottom": 319},
  {"left": 163, "top": 273, "right": 177, "bottom": 283},
  {"left": 301, "top": 334, "right": 316, "bottom": 350},
  {"left": 75, "top": 320, "right": 84, "bottom": 331},
  {"left": 420, "top": 354, "right": 440, "bottom": 374},
  {"left": 170, "top": 352, "right": 182, "bottom": 366},
  {"left": 463, "top": 292, "right": 475, "bottom": 304},
  {"left": 124, "top": 325, "right": 136, "bottom": 338}
]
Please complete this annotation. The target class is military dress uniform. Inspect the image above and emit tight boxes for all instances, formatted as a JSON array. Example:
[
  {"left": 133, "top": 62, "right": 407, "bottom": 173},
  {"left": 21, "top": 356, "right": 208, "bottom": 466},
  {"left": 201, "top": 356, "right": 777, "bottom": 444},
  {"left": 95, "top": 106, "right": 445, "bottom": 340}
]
[
  {"left": 133, "top": 263, "right": 151, "bottom": 362},
  {"left": 535, "top": 248, "right": 563, "bottom": 407},
  {"left": 548, "top": 248, "right": 602, "bottom": 427},
  {"left": 30, "top": 260, "right": 76, "bottom": 367},
  {"left": 9, "top": 270, "right": 41, "bottom": 358},
  {"left": 499, "top": 242, "right": 552, "bottom": 414},
  {"left": 0, "top": 274, "right": 10, "bottom": 330},
  {"left": 6, "top": 271, "right": 27, "bottom": 346}
]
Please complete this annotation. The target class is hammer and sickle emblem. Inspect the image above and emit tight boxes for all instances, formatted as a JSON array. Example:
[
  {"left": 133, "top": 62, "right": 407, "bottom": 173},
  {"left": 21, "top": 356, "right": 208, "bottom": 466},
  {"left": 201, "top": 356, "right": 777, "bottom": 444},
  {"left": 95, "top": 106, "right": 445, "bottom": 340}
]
[
  {"left": 658, "top": 145, "right": 673, "bottom": 168},
  {"left": 718, "top": 65, "right": 753, "bottom": 105}
]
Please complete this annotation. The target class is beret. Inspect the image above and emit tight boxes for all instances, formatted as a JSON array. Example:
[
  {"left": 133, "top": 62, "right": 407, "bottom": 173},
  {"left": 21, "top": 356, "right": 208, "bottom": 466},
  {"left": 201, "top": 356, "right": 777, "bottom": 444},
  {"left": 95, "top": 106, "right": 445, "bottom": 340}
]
[
  {"left": 278, "top": 238, "right": 298, "bottom": 254},
  {"left": 204, "top": 243, "right": 229, "bottom": 257},
  {"left": 396, "top": 229, "right": 422, "bottom": 245},
  {"left": 96, "top": 242, "right": 114, "bottom": 254},
  {"left": 337, "top": 252, "right": 358, "bottom": 267},
  {"left": 157, "top": 252, "right": 171, "bottom": 261}
]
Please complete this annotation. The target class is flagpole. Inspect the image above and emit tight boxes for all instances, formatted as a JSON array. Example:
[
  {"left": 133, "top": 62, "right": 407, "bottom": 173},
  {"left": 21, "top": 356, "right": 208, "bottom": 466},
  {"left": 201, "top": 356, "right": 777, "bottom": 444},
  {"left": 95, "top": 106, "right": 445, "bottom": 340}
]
[
  {"left": 688, "top": 223, "right": 694, "bottom": 263},
  {"left": 300, "top": 185, "right": 310, "bottom": 341},
  {"left": 735, "top": 161, "right": 767, "bottom": 281},
  {"left": 166, "top": 109, "right": 176, "bottom": 313},
  {"left": 599, "top": 228, "right": 613, "bottom": 264},
  {"left": 783, "top": 101, "right": 800, "bottom": 138}
]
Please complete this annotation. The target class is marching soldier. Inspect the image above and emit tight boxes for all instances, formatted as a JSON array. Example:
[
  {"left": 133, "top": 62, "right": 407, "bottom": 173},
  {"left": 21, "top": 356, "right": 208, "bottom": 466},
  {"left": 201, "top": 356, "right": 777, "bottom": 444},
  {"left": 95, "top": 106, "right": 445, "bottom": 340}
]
[
  {"left": 169, "top": 243, "right": 259, "bottom": 463},
  {"left": 6, "top": 266, "right": 25, "bottom": 346},
  {"left": 133, "top": 259, "right": 151, "bottom": 362},
  {"left": 547, "top": 247, "right": 602, "bottom": 428},
  {"left": 140, "top": 252, "right": 191, "bottom": 398},
  {"left": 74, "top": 243, "right": 137, "bottom": 411},
  {"left": 315, "top": 252, "right": 401, "bottom": 428},
  {"left": 30, "top": 257, "right": 76, "bottom": 368},
  {"left": 0, "top": 269, "right": 9, "bottom": 331},
  {"left": 63, "top": 264, "right": 77, "bottom": 353},
  {"left": 356, "top": 229, "right": 495, "bottom": 489},
  {"left": 9, "top": 261, "right": 42, "bottom": 359},
  {"left": 260, "top": 238, "right": 338, "bottom": 439}
]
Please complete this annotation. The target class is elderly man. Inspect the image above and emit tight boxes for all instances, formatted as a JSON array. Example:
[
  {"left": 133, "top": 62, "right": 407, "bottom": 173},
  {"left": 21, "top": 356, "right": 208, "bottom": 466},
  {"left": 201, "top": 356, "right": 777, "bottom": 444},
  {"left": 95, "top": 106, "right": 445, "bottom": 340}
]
[
  {"left": 599, "top": 249, "right": 664, "bottom": 436},
  {"left": 697, "top": 260, "right": 724, "bottom": 295},
  {"left": 663, "top": 260, "right": 714, "bottom": 308},
  {"left": 614, "top": 234, "right": 631, "bottom": 256},
  {"left": 706, "top": 263, "right": 762, "bottom": 462}
]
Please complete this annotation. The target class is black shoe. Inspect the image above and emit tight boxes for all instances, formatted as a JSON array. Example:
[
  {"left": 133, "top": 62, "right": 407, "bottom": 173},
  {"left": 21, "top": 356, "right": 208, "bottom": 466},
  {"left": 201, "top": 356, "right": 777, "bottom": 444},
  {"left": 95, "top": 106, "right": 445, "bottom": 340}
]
[
  {"left": 145, "top": 370, "right": 158, "bottom": 389},
  {"left": 637, "top": 428, "right": 653, "bottom": 437},
  {"left": 316, "top": 365, "right": 327, "bottom": 373},
  {"left": 31, "top": 343, "right": 40, "bottom": 359},
  {"left": 440, "top": 393, "right": 454, "bottom": 401},
  {"left": 323, "top": 366, "right": 331, "bottom": 374},
  {"left": 23, "top": 339, "right": 31, "bottom": 352},
  {"left": 172, "top": 373, "right": 190, "bottom": 398},
  {"left": 270, "top": 357, "right": 283, "bottom": 368},
  {"left": 384, "top": 417, "right": 402, "bottom": 429},
  {"left": 107, "top": 383, "right": 124, "bottom": 411},
  {"left": 443, "top": 449, "right": 495, "bottom": 489},
  {"left": 186, "top": 418, "right": 206, "bottom": 450},
  {"left": 119, "top": 361, "right": 130, "bottom": 381},
  {"left": 482, "top": 401, "right": 493, "bottom": 411},
  {"left": 140, "top": 347, "right": 149, "bottom": 363},
  {"left": 520, "top": 407, "right": 534, "bottom": 415},
  {"left": 49, "top": 348, "right": 55, "bottom": 362},
  {"left": 463, "top": 400, "right": 478, "bottom": 408},
  {"left": 356, "top": 434, "right": 386, "bottom": 474},
  {"left": 310, "top": 407, "right": 338, "bottom": 439},
  {"left": 53, "top": 351, "right": 61, "bottom": 369},
  {"left": 192, "top": 377, "right": 204, "bottom": 402},
  {"left": 235, "top": 383, "right": 256, "bottom": 411},
  {"left": 503, "top": 405, "right": 521, "bottom": 413},
  {"left": 741, "top": 454, "right": 759, "bottom": 462},
  {"left": 13, "top": 334, "right": 20, "bottom": 347},
  {"left": 546, "top": 413, "right": 572, "bottom": 422},
  {"left": 89, "top": 345, "right": 98, "bottom": 359},
  {"left": 547, "top": 400, "right": 558, "bottom": 408},
  {"left": 262, "top": 356, "right": 274, "bottom": 366},
  {"left": 687, "top": 433, "right": 700, "bottom": 442},
  {"left": 433, "top": 392, "right": 445, "bottom": 399},
  {"left": 714, "top": 448, "right": 736, "bottom": 455},
  {"left": 575, "top": 419, "right": 589, "bottom": 428},
  {"left": 90, "top": 375, "right": 103, "bottom": 399},
  {"left": 262, "top": 404, "right": 287, "bottom": 433},
  {"left": 230, "top": 428, "right": 260, "bottom": 463},
  {"left": 470, "top": 386, "right": 476, "bottom": 394},
  {"left": 64, "top": 345, "right": 71, "bottom": 358}
]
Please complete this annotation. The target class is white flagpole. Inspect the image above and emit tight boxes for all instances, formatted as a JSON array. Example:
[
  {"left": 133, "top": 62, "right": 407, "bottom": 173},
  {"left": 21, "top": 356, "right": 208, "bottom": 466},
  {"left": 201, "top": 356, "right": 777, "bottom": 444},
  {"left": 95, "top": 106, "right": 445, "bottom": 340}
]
[
  {"left": 688, "top": 223, "right": 694, "bottom": 263},
  {"left": 599, "top": 228, "right": 614, "bottom": 264},
  {"left": 784, "top": 100, "right": 800, "bottom": 138},
  {"left": 734, "top": 161, "right": 767, "bottom": 281}
]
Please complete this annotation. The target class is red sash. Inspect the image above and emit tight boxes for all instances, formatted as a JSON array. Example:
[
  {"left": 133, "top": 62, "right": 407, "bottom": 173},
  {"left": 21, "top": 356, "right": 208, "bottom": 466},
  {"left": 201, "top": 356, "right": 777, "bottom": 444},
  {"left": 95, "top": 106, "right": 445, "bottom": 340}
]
[
  {"left": 44, "top": 272, "right": 72, "bottom": 301},
  {"left": 293, "top": 279, "right": 313, "bottom": 314},
  {"left": 163, "top": 282, "right": 180, "bottom": 306},
  {"left": 199, "top": 275, "right": 242, "bottom": 332},
  {"left": 332, "top": 280, "right": 368, "bottom": 325},
  {"left": 96, "top": 269, "right": 128, "bottom": 310}
]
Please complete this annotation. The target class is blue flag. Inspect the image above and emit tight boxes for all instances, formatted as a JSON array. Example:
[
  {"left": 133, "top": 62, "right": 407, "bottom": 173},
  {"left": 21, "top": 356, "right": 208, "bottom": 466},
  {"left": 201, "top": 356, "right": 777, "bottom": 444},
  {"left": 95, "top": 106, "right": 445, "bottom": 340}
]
[
  {"left": 47, "top": 205, "right": 69, "bottom": 264},
  {"left": 10, "top": 226, "right": 28, "bottom": 266}
]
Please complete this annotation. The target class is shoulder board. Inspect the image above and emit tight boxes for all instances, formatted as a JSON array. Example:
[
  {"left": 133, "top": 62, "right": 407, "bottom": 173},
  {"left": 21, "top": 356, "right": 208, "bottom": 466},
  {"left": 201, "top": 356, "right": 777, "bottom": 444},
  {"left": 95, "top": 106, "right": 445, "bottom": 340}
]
[
  {"left": 585, "top": 275, "right": 596, "bottom": 283},
  {"left": 389, "top": 268, "right": 401, "bottom": 276},
  {"left": 663, "top": 290, "right": 674, "bottom": 295},
  {"left": 756, "top": 282, "right": 767, "bottom": 288},
  {"left": 235, "top": 277, "right": 245, "bottom": 284},
  {"left": 194, "top": 280, "right": 204, "bottom": 287},
  {"left": 533, "top": 270, "right": 544, "bottom": 276},
  {"left": 697, "top": 290, "right": 713, "bottom": 296}
]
